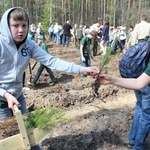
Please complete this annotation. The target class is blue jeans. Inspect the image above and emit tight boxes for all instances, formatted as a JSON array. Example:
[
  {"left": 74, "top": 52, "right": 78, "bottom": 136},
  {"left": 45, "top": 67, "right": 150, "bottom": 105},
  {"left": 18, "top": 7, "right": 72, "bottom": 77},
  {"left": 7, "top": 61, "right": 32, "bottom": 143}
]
[
  {"left": 80, "top": 55, "right": 91, "bottom": 78},
  {"left": 54, "top": 32, "right": 60, "bottom": 45},
  {"left": 119, "top": 39, "right": 126, "bottom": 50},
  {"left": 32, "top": 64, "right": 57, "bottom": 83},
  {"left": 111, "top": 40, "right": 125, "bottom": 52},
  {"left": 128, "top": 85, "right": 150, "bottom": 150},
  {"left": 0, "top": 94, "right": 27, "bottom": 121},
  {"left": 62, "top": 35, "right": 70, "bottom": 47}
]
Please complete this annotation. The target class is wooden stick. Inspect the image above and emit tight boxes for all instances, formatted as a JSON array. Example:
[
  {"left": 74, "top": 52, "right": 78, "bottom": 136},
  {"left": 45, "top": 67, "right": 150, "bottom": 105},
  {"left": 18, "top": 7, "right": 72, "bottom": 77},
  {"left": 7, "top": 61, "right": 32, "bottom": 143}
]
[{"left": 13, "top": 105, "right": 31, "bottom": 150}]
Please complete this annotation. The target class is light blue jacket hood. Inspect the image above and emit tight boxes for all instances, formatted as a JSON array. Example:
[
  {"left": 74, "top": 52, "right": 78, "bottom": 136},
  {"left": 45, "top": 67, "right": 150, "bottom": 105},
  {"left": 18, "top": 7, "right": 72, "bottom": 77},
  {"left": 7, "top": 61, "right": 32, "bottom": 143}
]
[{"left": 0, "top": 7, "right": 80, "bottom": 101}]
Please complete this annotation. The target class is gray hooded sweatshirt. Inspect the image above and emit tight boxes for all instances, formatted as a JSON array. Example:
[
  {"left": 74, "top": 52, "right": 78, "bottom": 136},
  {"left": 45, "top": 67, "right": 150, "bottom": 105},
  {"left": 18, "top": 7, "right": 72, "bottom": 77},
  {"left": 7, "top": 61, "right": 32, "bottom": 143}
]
[{"left": 0, "top": 7, "right": 80, "bottom": 101}]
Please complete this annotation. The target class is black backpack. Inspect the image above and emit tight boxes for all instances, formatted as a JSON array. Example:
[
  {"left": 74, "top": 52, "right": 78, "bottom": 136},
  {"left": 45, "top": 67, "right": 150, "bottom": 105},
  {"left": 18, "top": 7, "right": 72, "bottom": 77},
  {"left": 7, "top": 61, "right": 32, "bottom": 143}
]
[{"left": 119, "top": 39, "right": 150, "bottom": 78}]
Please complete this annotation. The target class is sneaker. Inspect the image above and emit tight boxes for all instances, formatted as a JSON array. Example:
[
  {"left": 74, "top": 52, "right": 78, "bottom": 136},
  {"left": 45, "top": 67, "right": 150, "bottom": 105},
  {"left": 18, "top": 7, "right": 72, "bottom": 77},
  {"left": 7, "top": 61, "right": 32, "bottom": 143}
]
[
  {"left": 23, "top": 87, "right": 30, "bottom": 90},
  {"left": 27, "top": 81, "right": 35, "bottom": 86},
  {"left": 49, "top": 81, "right": 55, "bottom": 86},
  {"left": 101, "top": 53, "right": 106, "bottom": 56},
  {"left": 128, "top": 143, "right": 133, "bottom": 149}
]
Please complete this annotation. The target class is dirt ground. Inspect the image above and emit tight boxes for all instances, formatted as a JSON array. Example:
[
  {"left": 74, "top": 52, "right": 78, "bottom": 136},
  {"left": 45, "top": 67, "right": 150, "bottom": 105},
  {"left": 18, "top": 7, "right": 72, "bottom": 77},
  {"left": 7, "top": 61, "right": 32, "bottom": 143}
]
[{"left": 0, "top": 41, "right": 150, "bottom": 150}]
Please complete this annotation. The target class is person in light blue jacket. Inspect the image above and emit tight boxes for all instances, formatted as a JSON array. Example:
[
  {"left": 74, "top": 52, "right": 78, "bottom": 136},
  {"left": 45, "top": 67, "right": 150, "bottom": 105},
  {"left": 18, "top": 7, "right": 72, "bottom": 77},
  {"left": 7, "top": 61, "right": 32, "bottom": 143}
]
[{"left": 0, "top": 7, "right": 99, "bottom": 121}]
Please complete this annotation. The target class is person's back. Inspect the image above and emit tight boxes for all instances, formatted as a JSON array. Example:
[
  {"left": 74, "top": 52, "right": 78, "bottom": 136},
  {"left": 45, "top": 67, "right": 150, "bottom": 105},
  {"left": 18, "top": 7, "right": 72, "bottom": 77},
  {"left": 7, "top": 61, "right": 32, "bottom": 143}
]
[
  {"left": 134, "top": 14, "right": 150, "bottom": 43},
  {"left": 48, "top": 24, "right": 54, "bottom": 33},
  {"left": 48, "top": 24, "right": 54, "bottom": 41},
  {"left": 63, "top": 20, "right": 72, "bottom": 36},
  {"left": 135, "top": 21, "right": 150, "bottom": 38},
  {"left": 53, "top": 23, "right": 60, "bottom": 33},
  {"left": 53, "top": 23, "right": 60, "bottom": 45},
  {"left": 83, "top": 25, "right": 90, "bottom": 36},
  {"left": 119, "top": 27, "right": 126, "bottom": 40},
  {"left": 75, "top": 25, "right": 83, "bottom": 49},
  {"left": 100, "top": 21, "right": 109, "bottom": 55},
  {"left": 76, "top": 25, "right": 83, "bottom": 40},
  {"left": 62, "top": 20, "right": 72, "bottom": 47}
]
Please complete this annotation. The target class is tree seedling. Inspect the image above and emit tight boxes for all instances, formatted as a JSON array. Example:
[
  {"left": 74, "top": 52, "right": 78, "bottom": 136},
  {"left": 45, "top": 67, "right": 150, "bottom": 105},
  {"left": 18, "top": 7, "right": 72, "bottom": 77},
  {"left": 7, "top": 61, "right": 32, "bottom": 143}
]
[{"left": 91, "top": 48, "right": 111, "bottom": 98}]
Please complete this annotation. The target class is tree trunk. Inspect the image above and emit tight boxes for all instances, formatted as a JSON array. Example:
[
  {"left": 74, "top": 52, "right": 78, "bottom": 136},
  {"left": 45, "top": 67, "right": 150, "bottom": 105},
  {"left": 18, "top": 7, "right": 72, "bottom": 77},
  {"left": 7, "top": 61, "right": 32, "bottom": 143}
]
[
  {"left": 80, "top": 0, "right": 84, "bottom": 25},
  {"left": 103, "top": 0, "right": 106, "bottom": 24},
  {"left": 138, "top": 0, "right": 141, "bottom": 20},
  {"left": 113, "top": 0, "right": 116, "bottom": 27},
  {"left": 49, "top": 0, "right": 52, "bottom": 24}
]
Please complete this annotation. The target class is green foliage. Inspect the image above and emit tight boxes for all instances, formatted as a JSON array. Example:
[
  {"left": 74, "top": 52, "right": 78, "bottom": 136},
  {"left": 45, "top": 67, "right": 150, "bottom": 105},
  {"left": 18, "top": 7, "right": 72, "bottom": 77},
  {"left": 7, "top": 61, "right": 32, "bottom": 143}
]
[
  {"left": 40, "top": 1, "right": 50, "bottom": 34},
  {"left": 25, "top": 106, "right": 66, "bottom": 130},
  {"left": 99, "top": 47, "right": 111, "bottom": 73},
  {"left": 92, "top": 46, "right": 112, "bottom": 97}
]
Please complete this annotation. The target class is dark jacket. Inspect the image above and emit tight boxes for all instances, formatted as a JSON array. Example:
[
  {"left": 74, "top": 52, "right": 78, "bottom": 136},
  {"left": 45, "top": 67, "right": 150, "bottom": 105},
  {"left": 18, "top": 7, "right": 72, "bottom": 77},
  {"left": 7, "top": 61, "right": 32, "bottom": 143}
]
[
  {"left": 63, "top": 23, "right": 72, "bottom": 36},
  {"left": 102, "top": 25, "right": 109, "bottom": 41}
]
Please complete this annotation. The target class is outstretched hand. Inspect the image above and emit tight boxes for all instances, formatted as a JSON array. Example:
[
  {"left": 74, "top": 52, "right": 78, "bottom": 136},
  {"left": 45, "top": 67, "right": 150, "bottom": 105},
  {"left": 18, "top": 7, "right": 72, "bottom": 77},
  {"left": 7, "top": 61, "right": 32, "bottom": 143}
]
[
  {"left": 95, "top": 74, "right": 114, "bottom": 85},
  {"left": 80, "top": 66, "right": 99, "bottom": 77}
]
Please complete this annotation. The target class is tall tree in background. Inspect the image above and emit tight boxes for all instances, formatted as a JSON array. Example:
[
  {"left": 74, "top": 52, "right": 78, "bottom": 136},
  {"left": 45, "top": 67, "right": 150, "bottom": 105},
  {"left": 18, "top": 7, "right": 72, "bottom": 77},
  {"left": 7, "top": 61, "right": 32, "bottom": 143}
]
[
  {"left": 113, "top": 0, "right": 116, "bottom": 27},
  {"left": 80, "top": 0, "right": 84, "bottom": 25},
  {"left": 49, "top": 0, "right": 52, "bottom": 24},
  {"left": 138, "top": 0, "right": 141, "bottom": 21},
  {"left": 120, "top": 0, "right": 126, "bottom": 25},
  {"left": 25, "top": 0, "right": 29, "bottom": 13},
  {"left": 68, "top": 0, "right": 71, "bottom": 21},
  {"left": 103, "top": 0, "right": 106, "bottom": 24}
]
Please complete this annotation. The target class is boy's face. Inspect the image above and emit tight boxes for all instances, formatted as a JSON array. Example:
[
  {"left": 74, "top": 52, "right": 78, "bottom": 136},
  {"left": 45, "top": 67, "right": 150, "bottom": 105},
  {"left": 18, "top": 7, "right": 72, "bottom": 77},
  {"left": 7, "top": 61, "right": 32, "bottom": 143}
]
[
  {"left": 37, "top": 39, "right": 43, "bottom": 45},
  {"left": 9, "top": 17, "right": 28, "bottom": 44}
]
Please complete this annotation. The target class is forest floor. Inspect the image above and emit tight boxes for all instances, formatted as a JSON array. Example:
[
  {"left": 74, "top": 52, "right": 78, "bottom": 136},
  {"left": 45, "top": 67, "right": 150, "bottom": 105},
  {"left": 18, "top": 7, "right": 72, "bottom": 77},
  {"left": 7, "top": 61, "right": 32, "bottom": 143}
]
[{"left": 0, "top": 40, "right": 150, "bottom": 150}]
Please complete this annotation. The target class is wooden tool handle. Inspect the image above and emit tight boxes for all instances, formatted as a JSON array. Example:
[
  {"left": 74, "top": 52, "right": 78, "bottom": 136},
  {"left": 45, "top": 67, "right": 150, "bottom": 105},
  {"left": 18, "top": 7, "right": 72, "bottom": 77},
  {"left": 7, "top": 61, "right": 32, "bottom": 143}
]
[{"left": 13, "top": 104, "right": 19, "bottom": 112}]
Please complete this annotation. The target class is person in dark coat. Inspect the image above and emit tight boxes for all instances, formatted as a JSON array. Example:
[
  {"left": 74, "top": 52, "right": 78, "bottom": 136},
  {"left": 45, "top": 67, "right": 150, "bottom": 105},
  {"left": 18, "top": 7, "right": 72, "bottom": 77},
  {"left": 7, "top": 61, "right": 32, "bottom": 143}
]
[{"left": 62, "top": 20, "right": 72, "bottom": 47}]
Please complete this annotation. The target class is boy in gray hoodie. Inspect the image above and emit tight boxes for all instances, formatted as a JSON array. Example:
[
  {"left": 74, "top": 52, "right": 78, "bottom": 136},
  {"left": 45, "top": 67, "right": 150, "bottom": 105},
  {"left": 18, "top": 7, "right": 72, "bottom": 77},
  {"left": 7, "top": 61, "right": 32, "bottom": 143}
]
[{"left": 0, "top": 7, "right": 99, "bottom": 121}]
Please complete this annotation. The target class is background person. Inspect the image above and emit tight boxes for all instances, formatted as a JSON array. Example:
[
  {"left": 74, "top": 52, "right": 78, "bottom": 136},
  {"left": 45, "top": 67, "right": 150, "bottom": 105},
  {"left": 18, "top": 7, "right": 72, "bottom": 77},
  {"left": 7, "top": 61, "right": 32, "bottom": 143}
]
[
  {"left": 100, "top": 21, "right": 109, "bottom": 55},
  {"left": 90, "top": 22, "right": 101, "bottom": 56},
  {"left": 80, "top": 30, "right": 98, "bottom": 78},
  {"left": 133, "top": 14, "right": 150, "bottom": 44},
  {"left": 28, "top": 35, "right": 57, "bottom": 86},
  {"left": 62, "top": 20, "right": 72, "bottom": 47}
]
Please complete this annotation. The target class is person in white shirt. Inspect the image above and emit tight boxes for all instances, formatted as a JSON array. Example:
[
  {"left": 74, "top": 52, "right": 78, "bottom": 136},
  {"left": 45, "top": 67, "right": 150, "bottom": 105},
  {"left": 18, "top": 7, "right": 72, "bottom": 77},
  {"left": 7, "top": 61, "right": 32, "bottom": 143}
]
[{"left": 133, "top": 14, "right": 150, "bottom": 44}]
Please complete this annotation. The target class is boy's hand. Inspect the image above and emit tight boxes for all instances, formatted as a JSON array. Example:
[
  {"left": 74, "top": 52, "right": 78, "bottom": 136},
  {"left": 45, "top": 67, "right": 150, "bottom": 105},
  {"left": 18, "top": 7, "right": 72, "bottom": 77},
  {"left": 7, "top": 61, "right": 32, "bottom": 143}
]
[
  {"left": 80, "top": 66, "right": 99, "bottom": 77},
  {"left": 96, "top": 74, "right": 114, "bottom": 84},
  {"left": 82, "top": 56, "right": 86, "bottom": 62},
  {"left": 4, "top": 92, "right": 20, "bottom": 110}
]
